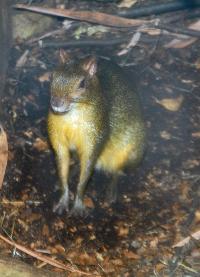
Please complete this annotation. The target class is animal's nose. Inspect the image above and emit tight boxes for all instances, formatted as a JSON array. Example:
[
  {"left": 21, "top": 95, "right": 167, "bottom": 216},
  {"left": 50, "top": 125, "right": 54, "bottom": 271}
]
[{"left": 51, "top": 96, "right": 64, "bottom": 108}]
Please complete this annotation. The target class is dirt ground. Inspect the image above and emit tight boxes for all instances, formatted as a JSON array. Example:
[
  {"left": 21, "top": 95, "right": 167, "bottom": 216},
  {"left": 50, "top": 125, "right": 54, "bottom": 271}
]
[{"left": 0, "top": 1, "right": 200, "bottom": 276}]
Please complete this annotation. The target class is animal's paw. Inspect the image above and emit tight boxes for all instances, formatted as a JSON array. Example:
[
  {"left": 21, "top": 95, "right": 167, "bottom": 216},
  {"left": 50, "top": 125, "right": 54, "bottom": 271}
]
[
  {"left": 53, "top": 192, "right": 69, "bottom": 215},
  {"left": 105, "top": 186, "right": 118, "bottom": 204},
  {"left": 69, "top": 197, "right": 88, "bottom": 217}
]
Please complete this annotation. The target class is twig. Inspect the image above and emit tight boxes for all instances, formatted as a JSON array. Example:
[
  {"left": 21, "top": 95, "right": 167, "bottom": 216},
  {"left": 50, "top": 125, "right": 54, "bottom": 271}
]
[
  {"left": 0, "top": 200, "right": 42, "bottom": 206},
  {"left": 118, "top": 0, "right": 200, "bottom": 18},
  {"left": 27, "top": 29, "right": 66, "bottom": 44},
  {"left": 178, "top": 262, "right": 199, "bottom": 274},
  {"left": 40, "top": 37, "right": 130, "bottom": 48},
  {"left": 0, "top": 233, "right": 93, "bottom": 275},
  {"left": 158, "top": 23, "right": 200, "bottom": 38}
]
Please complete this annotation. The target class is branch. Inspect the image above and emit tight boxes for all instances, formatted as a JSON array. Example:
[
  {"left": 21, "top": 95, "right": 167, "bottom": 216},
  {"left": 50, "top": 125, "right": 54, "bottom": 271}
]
[
  {"left": 0, "top": 233, "right": 93, "bottom": 275},
  {"left": 118, "top": 0, "right": 200, "bottom": 18}
]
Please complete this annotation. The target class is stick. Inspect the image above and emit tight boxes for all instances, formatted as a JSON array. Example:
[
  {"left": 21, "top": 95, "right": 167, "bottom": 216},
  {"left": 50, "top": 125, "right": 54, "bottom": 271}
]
[
  {"left": 118, "top": 0, "right": 200, "bottom": 18},
  {"left": 0, "top": 234, "right": 92, "bottom": 275}
]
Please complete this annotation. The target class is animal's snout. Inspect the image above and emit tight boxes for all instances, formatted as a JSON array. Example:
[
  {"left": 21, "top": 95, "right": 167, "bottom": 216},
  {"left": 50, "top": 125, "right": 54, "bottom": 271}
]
[{"left": 50, "top": 96, "right": 69, "bottom": 113}]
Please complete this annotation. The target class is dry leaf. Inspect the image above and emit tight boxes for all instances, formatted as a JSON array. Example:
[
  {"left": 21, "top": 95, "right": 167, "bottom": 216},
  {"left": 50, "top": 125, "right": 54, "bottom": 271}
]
[
  {"left": 84, "top": 196, "right": 94, "bottom": 208},
  {"left": 54, "top": 244, "right": 65, "bottom": 254},
  {"left": 96, "top": 252, "right": 104, "bottom": 262},
  {"left": 155, "top": 95, "right": 184, "bottom": 111},
  {"left": 192, "top": 132, "right": 200, "bottom": 138},
  {"left": 16, "top": 50, "right": 29, "bottom": 67},
  {"left": 149, "top": 237, "right": 159, "bottom": 248},
  {"left": 69, "top": 251, "right": 96, "bottom": 265},
  {"left": 123, "top": 250, "right": 140, "bottom": 259},
  {"left": 118, "top": 31, "right": 141, "bottom": 56},
  {"left": 27, "top": 213, "right": 42, "bottom": 223},
  {"left": 38, "top": 72, "right": 51, "bottom": 82},
  {"left": 111, "top": 259, "right": 123, "bottom": 266},
  {"left": 195, "top": 210, "right": 200, "bottom": 223},
  {"left": 195, "top": 58, "right": 200, "bottom": 69},
  {"left": 33, "top": 138, "right": 49, "bottom": 151},
  {"left": 118, "top": 0, "right": 137, "bottom": 8},
  {"left": 165, "top": 19, "right": 200, "bottom": 49},
  {"left": 160, "top": 131, "right": 171, "bottom": 140},
  {"left": 14, "top": 4, "right": 149, "bottom": 28},
  {"left": 18, "top": 219, "right": 29, "bottom": 232},
  {"left": 165, "top": 38, "right": 196, "bottom": 49},
  {"left": 75, "top": 236, "right": 83, "bottom": 245},
  {"left": 42, "top": 224, "right": 50, "bottom": 237},
  {"left": 142, "top": 28, "right": 161, "bottom": 36},
  {"left": 173, "top": 230, "right": 200, "bottom": 248},
  {"left": 0, "top": 125, "right": 8, "bottom": 189},
  {"left": 117, "top": 225, "right": 129, "bottom": 237}
]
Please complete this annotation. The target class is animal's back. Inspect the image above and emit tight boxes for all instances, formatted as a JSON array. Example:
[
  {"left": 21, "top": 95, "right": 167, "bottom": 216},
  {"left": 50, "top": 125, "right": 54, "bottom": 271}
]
[{"left": 96, "top": 59, "right": 146, "bottom": 172}]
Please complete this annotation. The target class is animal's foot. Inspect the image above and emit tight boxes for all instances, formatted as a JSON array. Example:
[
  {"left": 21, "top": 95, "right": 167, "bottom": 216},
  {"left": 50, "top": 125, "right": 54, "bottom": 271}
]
[
  {"left": 69, "top": 197, "right": 88, "bottom": 217},
  {"left": 53, "top": 190, "right": 69, "bottom": 215},
  {"left": 105, "top": 186, "right": 118, "bottom": 204}
]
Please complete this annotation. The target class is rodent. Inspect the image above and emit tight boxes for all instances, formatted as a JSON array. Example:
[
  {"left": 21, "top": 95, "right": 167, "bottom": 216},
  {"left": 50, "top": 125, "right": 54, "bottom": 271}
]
[{"left": 47, "top": 54, "right": 146, "bottom": 215}]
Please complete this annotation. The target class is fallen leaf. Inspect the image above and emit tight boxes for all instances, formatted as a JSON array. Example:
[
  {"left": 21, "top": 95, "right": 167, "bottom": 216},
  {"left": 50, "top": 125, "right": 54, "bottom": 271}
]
[
  {"left": 75, "top": 237, "right": 83, "bottom": 245},
  {"left": 149, "top": 237, "right": 159, "bottom": 248},
  {"left": 27, "top": 213, "right": 42, "bottom": 223},
  {"left": 33, "top": 138, "right": 49, "bottom": 151},
  {"left": 195, "top": 210, "right": 200, "bottom": 223},
  {"left": 123, "top": 250, "right": 140, "bottom": 259},
  {"left": 118, "top": 31, "right": 141, "bottom": 56},
  {"left": 69, "top": 251, "right": 96, "bottom": 265},
  {"left": 165, "top": 19, "right": 200, "bottom": 48},
  {"left": 118, "top": 0, "right": 137, "bottom": 8},
  {"left": 165, "top": 38, "right": 196, "bottom": 49},
  {"left": 53, "top": 219, "right": 65, "bottom": 230},
  {"left": 14, "top": 4, "right": 149, "bottom": 28},
  {"left": 0, "top": 125, "right": 8, "bottom": 189},
  {"left": 38, "top": 72, "right": 51, "bottom": 82},
  {"left": 117, "top": 225, "right": 129, "bottom": 237},
  {"left": 111, "top": 258, "right": 123, "bottom": 266},
  {"left": 173, "top": 230, "right": 200, "bottom": 248},
  {"left": 42, "top": 224, "right": 50, "bottom": 237},
  {"left": 84, "top": 197, "right": 94, "bottom": 208},
  {"left": 16, "top": 50, "right": 29, "bottom": 67},
  {"left": 192, "top": 132, "right": 200, "bottom": 138},
  {"left": 18, "top": 219, "right": 29, "bottom": 232},
  {"left": 155, "top": 95, "right": 184, "bottom": 111},
  {"left": 54, "top": 244, "right": 65, "bottom": 254},
  {"left": 96, "top": 252, "right": 104, "bottom": 262},
  {"left": 195, "top": 58, "right": 200, "bottom": 69},
  {"left": 160, "top": 131, "right": 171, "bottom": 140}
]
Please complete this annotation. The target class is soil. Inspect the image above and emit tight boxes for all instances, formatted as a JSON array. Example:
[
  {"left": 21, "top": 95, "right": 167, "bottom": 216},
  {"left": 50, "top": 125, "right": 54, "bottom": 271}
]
[{"left": 0, "top": 1, "right": 200, "bottom": 276}]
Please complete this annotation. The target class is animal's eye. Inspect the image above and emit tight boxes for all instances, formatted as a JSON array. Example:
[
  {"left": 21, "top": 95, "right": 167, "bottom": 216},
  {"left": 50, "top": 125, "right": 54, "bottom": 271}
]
[{"left": 78, "top": 78, "right": 86, "bottom": 89}]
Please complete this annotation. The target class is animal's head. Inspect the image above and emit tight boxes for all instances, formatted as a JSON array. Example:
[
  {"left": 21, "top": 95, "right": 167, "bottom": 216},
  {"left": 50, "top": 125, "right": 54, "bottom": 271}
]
[{"left": 50, "top": 51, "right": 98, "bottom": 114}]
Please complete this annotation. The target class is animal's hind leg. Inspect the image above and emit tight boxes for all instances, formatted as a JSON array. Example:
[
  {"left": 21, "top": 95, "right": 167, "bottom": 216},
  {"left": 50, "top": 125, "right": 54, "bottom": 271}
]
[{"left": 105, "top": 173, "right": 119, "bottom": 204}]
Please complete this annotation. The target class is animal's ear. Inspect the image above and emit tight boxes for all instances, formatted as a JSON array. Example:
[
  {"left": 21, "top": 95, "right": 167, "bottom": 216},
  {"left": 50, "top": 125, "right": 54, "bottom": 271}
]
[
  {"left": 82, "top": 57, "right": 97, "bottom": 77},
  {"left": 58, "top": 49, "right": 70, "bottom": 65}
]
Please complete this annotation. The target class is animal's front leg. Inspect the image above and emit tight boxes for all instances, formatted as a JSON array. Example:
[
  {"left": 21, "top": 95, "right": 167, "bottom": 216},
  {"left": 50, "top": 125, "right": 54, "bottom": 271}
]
[
  {"left": 71, "top": 155, "right": 96, "bottom": 216},
  {"left": 105, "top": 173, "right": 119, "bottom": 204},
  {"left": 53, "top": 145, "right": 70, "bottom": 214}
]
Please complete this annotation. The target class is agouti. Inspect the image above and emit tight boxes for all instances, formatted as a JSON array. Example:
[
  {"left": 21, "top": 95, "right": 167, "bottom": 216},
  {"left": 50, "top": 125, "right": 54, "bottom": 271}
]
[{"left": 48, "top": 55, "right": 146, "bottom": 215}]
